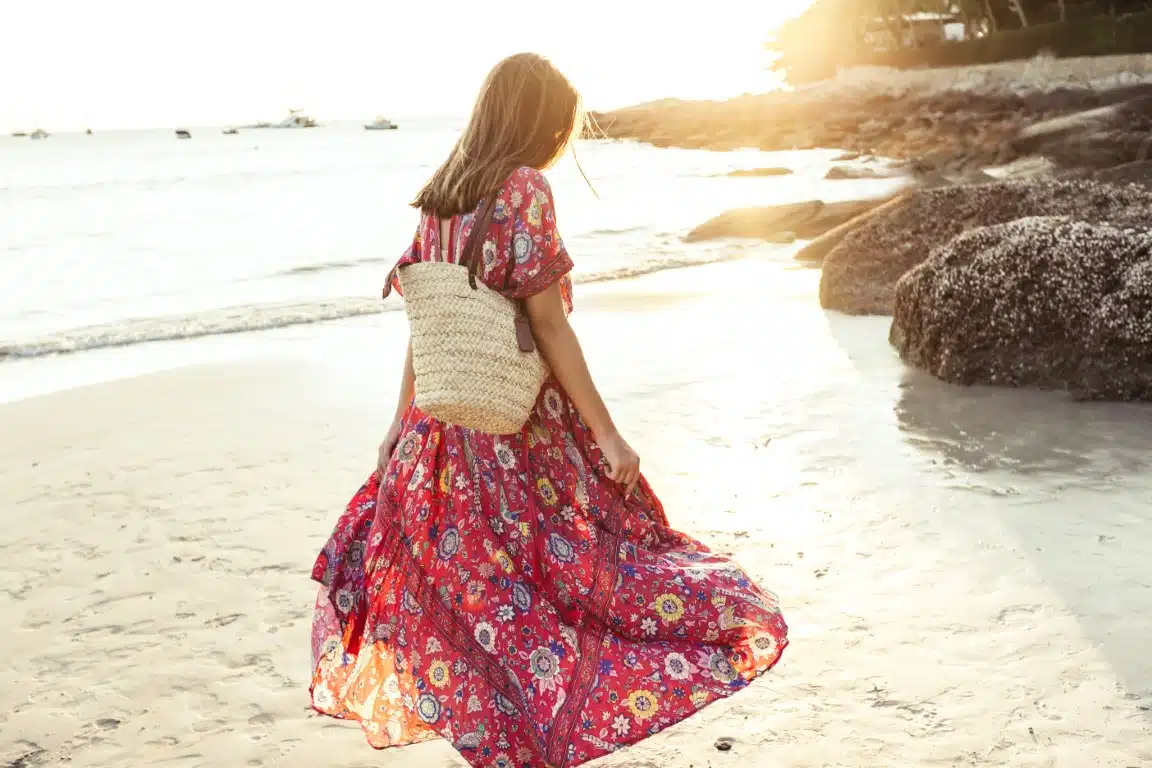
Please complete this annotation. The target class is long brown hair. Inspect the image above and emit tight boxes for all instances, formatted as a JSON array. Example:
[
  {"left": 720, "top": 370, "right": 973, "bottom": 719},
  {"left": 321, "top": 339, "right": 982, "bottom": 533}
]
[{"left": 413, "top": 53, "right": 585, "bottom": 217}]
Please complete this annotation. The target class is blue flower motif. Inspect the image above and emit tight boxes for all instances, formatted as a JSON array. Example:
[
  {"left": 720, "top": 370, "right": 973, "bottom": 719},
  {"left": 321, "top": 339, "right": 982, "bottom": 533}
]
[
  {"left": 416, "top": 694, "right": 441, "bottom": 724},
  {"left": 436, "top": 527, "right": 460, "bottom": 560},
  {"left": 546, "top": 533, "right": 575, "bottom": 563},
  {"left": 494, "top": 693, "right": 519, "bottom": 716},
  {"left": 512, "top": 582, "right": 532, "bottom": 613}
]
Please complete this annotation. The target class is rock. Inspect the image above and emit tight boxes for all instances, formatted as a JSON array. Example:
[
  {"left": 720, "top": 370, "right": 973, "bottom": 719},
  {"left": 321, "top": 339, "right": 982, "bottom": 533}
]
[
  {"left": 1010, "top": 97, "right": 1152, "bottom": 155},
  {"left": 985, "top": 155, "right": 1058, "bottom": 181},
  {"left": 684, "top": 201, "right": 822, "bottom": 243},
  {"left": 890, "top": 217, "right": 1152, "bottom": 400},
  {"left": 1064, "top": 160, "right": 1152, "bottom": 191},
  {"left": 794, "top": 199, "right": 895, "bottom": 239},
  {"left": 832, "top": 151, "right": 862, "bottom": 162},
  {"left": 795, "top": 193, "right": 910, "bottom": 263},
  {"left": 767, "top": 231, "right": 797, "bottom": 244},
  {"left": 715, "top": 737, "right": 735, "bottom": 751},
  {"left": 685, "top": 198, "right": 891, "bottom": 244},
  {"left": 820, "top": 180, "right": 1152, "bottom": 315},
  {"left": 727, "top": 167, "right": 793, "bottom": 177},
  {"left": 824, "top": 165, "right": 904, "bottom": 180},
  {"left": 1008, "top": 97, "right": 1152, "bottom": 170}
]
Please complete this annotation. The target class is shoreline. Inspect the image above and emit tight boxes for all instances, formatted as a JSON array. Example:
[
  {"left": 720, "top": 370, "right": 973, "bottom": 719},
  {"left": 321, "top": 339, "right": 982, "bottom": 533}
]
[{"left": 5, "top": 256, "right": 1152, "bottom": 766}]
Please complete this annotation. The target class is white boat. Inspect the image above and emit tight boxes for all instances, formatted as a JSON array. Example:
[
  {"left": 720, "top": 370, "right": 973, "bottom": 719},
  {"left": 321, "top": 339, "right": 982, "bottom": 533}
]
[
  {"left": 272, "top": 109, "right": 318, "bottom": 129},
  {"left": 30, "top": 129, "right": 49, "bottom": 140},
  {"left": 364, "top": 116, "right": 399, "bottom": 131}
]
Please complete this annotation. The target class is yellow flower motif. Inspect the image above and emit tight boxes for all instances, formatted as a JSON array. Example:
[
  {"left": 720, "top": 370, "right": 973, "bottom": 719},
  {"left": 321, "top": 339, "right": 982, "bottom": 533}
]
[
  {"left": 439, "top": 463, "right": 453, "bottom": 495},
  {"left": 654, "top": 593, "right": 685, "bottom": 623},
  {"left": 518, "top": 521, "right": 531, "bottom": 538},
  {"left": 427, "top": 659, "right": 451, "bottom": 689},
  {"left": 625, "top": 689, "right": 659, "bottom": 722},
  {"left": 690, "top": 689, "right": 710, "bottom": 708},
  {"left": 493, "top": 549, "right": 514, "bottom": 574},
  {"left": 536, "top": 477, "right": 558, "bottom": 506},
  {"left": 527, "top": 197, "right": 543, "bottom": 227}
]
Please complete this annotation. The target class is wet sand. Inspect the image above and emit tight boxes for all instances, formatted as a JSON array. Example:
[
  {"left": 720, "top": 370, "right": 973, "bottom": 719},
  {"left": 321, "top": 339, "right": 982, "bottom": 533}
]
[{"left": 3, "top": 257, "right": 1152, "bottom": 767}]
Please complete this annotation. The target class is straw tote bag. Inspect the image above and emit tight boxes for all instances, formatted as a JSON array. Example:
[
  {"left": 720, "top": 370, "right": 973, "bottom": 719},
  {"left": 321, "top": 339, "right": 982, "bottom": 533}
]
[{"left": 386, "top": 197, "right": 548, "bottom": 435}]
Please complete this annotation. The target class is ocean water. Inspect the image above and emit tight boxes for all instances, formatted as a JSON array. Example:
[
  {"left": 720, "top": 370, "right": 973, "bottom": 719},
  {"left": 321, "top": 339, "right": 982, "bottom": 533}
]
[{"left": 0, "top": 120, "right": 902, "bottom": 376}]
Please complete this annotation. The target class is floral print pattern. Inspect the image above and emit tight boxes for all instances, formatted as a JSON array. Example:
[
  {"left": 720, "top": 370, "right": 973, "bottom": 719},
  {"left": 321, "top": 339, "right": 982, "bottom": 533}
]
[{"left": 310, "top": 167, "right": 788, "bottom": 767}]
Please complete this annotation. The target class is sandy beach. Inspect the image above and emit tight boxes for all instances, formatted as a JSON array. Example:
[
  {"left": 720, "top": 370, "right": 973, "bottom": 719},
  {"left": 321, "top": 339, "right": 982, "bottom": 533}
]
[{"left": 4, "top": 256, "right": 1152, "bottom": 767}]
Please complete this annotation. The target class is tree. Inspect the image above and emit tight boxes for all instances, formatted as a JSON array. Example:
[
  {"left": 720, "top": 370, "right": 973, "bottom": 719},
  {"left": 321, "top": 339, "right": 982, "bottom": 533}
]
[{"left": 1006, "top": 0, "right": 1030, "bottom": 25}]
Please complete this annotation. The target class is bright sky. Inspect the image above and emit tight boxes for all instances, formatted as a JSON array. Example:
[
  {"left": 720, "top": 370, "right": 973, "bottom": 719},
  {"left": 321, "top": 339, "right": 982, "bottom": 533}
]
[{"left": 0, "top": 0, "right": 810, "bottom": 132}]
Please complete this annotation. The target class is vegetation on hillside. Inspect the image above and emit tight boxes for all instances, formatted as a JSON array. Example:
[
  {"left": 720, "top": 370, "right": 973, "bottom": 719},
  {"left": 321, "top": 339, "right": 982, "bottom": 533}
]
[{"left": 773, "top": 0, "right": 1152, "bottom": 81}]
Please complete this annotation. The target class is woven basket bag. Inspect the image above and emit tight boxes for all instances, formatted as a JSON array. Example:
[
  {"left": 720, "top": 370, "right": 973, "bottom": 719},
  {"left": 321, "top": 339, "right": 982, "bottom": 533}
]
[{"left": 389, "top": 197, "right": 548, "bottom": 435}]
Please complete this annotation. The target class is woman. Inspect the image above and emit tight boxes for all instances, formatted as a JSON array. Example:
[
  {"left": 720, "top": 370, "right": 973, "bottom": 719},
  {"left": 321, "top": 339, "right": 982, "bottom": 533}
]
[{"left": 309, "top": 53, "right": 788, "bottom": 768}]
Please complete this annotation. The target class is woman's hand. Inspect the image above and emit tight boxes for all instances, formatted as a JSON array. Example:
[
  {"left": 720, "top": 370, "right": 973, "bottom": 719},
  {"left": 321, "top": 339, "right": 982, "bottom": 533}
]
[
  {"left": 377, "top": 420, "right": 403, "bottom": 474},
  {"left": 599, "top": 431, "right": 641, "bottom": 496}
]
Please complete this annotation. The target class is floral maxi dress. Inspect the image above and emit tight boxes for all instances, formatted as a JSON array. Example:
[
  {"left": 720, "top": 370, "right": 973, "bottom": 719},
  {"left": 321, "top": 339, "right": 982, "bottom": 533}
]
[{"left": 309, "top": 167, "right": 788, "bottom": 768}]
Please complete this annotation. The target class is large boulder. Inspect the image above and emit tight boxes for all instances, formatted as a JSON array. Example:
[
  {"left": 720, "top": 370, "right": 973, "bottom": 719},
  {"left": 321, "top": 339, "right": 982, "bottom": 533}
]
[
  {"left": 889, "top": 217, "right": 1152, "bottom": 400},
  {"left": 820, "top": 180, "right": 1152, "bottom": 315}
]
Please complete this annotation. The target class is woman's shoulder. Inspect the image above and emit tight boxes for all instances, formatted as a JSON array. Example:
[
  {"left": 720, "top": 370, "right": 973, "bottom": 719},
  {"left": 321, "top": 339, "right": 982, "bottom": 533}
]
[{"left": 501, "top": 166, "right": 554, "bottom": 201}]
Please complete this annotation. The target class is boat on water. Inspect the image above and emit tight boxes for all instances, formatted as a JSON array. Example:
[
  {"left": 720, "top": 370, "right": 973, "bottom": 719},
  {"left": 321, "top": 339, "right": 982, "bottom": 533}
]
[
  {"left": 241, "top": 110, "right": 318, "bottom": 130},
  {"left": 30, "top": 129, "right": 49, "bottom": 140},
  {"left": 222, "top": 127, "right": 239, "bottom": 135},
  {"left": 364, "top": 116, "right": 399, "bottom": 130},
  {"left": 11, "top": 132, "right": 28, "bottom": 137},
  {"left": 175, "top": 129, "right": 192, "bottom": 139}
]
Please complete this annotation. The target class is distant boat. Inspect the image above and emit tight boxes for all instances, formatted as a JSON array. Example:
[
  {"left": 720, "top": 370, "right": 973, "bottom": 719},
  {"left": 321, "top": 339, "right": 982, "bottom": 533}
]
[
  {"left": 222, "top": 127, "right": 239, "bottom": 135},
  {"left": 175, "top": 129, "right": 192, "bottom": 139},
  {"left": 86, "top": 128, "right": 93, "bottom": 135},
  {"left": 241, "top": 110, "right": 317, "bottom": 129},
  {"left": 11, "top": 131, "right": 28, "bottom": 137},
  {"left": 364, "top": 116, "right": 399, "bottom": 130},
  {"left": 30, "top": 129, "right": 49, "bottom": 140}
]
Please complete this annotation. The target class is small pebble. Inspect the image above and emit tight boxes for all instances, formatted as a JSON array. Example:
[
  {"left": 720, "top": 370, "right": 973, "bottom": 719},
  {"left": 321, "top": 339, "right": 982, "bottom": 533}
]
[{"left": 715, "top": 737, "right": 734, "bottom": 751}]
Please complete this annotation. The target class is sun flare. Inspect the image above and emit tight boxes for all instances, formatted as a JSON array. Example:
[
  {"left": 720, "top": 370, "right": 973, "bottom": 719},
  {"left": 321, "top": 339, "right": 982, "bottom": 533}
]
[{"left": 0, "top": 0, "right": 814, "bottom": 131}]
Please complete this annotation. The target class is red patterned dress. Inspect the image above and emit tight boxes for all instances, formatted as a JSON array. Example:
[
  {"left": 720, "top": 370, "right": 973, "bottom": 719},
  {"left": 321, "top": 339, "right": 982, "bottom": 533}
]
[{"left": 310, "top": 167, "right": 788, "bottom": 768}]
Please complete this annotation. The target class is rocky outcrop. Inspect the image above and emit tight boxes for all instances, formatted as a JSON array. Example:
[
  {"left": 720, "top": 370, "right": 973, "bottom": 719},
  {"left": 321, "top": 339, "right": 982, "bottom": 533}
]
[
  {"left": 889, "top": 217, "right": 1152, "bottom": 400},
  {"left": 684, "top": 198, "right": 892, "bottom": 244},
  {"left": 592, "top": 77, "right": 1152, "bottom": 178},
  {"left": 819, "top": 180, "right": 1152, "bottom": 315}
]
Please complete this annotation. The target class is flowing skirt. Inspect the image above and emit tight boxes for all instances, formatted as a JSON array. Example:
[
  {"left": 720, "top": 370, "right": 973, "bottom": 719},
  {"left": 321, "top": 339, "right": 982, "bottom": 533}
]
[{"left": 309, "top": 381, "right": 787, "bottom": 767}]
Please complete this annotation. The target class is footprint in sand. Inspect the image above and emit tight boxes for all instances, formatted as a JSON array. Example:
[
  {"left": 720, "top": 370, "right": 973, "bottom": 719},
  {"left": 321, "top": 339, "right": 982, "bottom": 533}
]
[
  {"left": 203, "top": 613, "right": 244, "bottom": 627},
  {"left": 247, "top": 712, "right": 275, "bottom": 727},
  {"left": 191, "top": 718, "right": 229, "bottom": 734}
]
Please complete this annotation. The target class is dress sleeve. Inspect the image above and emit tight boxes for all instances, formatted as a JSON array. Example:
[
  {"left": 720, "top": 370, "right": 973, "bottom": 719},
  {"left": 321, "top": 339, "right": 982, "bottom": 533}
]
[
  {"left": 384, "top": 219, "right": 427, "bottom": 299},
  {"left": 488, "top": 168, "right": 574, "bottom": 305}
]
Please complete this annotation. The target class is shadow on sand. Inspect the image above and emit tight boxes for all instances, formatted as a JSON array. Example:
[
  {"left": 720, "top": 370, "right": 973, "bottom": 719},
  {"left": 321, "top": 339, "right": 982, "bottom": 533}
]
[{"left": 825, "top": 308, "right": 1152, "bottom": 710}]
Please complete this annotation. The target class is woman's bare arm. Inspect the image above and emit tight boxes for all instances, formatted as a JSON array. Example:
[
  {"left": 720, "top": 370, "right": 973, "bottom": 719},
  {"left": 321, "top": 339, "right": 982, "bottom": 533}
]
[
  {"left": 525, "top": 283, "right": 641, "bottom": 494},
  {"left": 377, "top": 340, "right": 415, "bottom": 472},
  {"left": 394, "top": 340, "right": 416, "bottom": 423}
]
